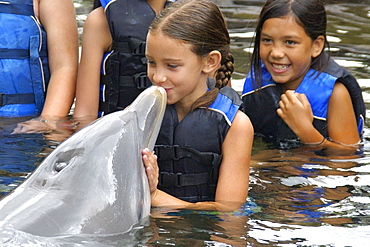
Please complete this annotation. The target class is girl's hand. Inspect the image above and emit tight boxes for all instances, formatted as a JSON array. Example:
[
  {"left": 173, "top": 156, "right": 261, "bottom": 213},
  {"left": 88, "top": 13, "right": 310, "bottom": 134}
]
[
  {"left": 142, "top": 148, "right": 159, "bottom": 194},
  {"left": 276, "top": 90, "right": 314, "bottom": 135}
]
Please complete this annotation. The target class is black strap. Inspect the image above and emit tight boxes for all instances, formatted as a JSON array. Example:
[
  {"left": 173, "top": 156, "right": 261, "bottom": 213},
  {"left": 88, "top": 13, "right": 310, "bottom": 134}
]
[
  {"left": 159, "top": 172, "right": 210, "bottom": 187},
  {"left": 155, "top": 145, "right": 222, "bottom": 188},
  {"left": 0, "top": 93, "right": 35, "bottom": 106},
  {"left": 119, "top": 73, "right": 152, "bottom": 89},
  {"left": 112, "top": 38, "right": 146, "bottom": 55},
  {"left": 154, "top": 145, "right": 222, "bottom": 166}
]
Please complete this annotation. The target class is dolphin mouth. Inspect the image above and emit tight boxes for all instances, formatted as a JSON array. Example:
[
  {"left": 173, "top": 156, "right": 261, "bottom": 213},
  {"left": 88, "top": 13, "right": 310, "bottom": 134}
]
[
  {"left": 126, "top": 86, "right": 167, "bottom": 149},
  {"left": 145, "top": 87, "right": 166, "bottom": 148}
]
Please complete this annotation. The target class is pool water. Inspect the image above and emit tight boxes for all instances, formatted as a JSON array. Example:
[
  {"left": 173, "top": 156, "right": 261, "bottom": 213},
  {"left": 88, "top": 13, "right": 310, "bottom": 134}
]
[{"left": 1, "top": 0, "right": 369, "bottom": 246}]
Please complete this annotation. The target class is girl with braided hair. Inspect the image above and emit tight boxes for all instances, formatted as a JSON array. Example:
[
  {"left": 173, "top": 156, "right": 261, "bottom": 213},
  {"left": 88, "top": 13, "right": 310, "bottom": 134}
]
[{"left": 142, "top": 0, "right": 253, "bottom": 211}]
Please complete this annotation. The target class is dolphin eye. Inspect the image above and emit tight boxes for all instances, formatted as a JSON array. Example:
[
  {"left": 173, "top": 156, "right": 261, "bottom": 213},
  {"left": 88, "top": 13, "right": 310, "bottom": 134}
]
[
  {"left": 52, "top": 148, "right": 85, "bottom": 173},
  {"left": 54, "top": 162, "right": 68, "bottom": 172}
]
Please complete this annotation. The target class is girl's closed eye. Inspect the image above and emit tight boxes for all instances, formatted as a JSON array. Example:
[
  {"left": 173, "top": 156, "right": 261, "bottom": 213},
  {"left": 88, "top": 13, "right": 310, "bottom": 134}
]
[
  {"left": 167, "top": 64, "right": 178, "bottom": 69},
  {"left": 147, "top": 60, "right": 156, "bottom": 66}
]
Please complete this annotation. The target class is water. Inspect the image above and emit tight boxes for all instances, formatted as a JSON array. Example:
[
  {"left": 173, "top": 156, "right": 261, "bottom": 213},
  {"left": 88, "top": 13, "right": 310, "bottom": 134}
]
[{"left": 1, "top": 0, "right": 369, "bottom": 246}]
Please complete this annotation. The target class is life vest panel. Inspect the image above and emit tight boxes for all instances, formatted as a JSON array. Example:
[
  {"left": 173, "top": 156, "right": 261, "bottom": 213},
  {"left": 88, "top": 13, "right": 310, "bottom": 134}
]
[
  {"left": 242, "top": 54, "right": 365, "bottom": 147},
  {"left": 0, "top": 0, "right": 49, "bottom": 117},
  {"left": 155, "top": 78, "right": 243, "bottom": 202},
  {"left": 99, "top": 0, "right": 173, "bottom": 116}
]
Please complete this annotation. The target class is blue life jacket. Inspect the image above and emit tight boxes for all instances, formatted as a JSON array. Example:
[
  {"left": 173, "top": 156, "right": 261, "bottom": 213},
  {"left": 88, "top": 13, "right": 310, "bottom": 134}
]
[
  {"left": 98, "top": 0, "right": 175, "bottom": 116},
  {"left": 242, "top": 54, "right": 365, "bottom": 147},
  {"left": 155, "top": 78, "right": 242, "bottom": 203},
  {"left": 0, "top": 0, "right": 49, "bottom": 117}
]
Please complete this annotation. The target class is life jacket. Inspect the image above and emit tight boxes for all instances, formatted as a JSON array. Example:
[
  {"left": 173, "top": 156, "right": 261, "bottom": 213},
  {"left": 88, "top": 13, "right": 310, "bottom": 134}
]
[
  {"left": 155, "top": 78, "right": 243, "bottom": 202},
  {"left": 0, "top": 0, "right": 49, "bottom": 117},
  {"left": 241, "top": 54, "right": 365, "bottom": 148},
  {"left": 98, "top": 0, "right": 175, "bottom": 116}
]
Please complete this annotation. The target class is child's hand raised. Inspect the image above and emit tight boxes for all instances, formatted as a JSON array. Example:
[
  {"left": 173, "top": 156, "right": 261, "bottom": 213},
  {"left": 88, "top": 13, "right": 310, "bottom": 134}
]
[{"left": 276, "top": 90, "right": 314, "bottom": 136}]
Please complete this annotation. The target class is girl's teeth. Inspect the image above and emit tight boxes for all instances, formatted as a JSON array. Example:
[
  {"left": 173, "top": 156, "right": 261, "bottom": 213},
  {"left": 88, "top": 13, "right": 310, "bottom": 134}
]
[{"left": 272, "top": 64, "right": 289, "bottom": 69}]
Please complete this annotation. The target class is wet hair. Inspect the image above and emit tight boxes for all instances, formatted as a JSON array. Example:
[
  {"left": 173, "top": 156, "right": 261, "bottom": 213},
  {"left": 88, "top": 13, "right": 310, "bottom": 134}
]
[
  {"left": 250, "top": 0, "right": 330, "bottom": 89},
  {"left": 149, "top": 0, "right": 233, "bottom": 110}
]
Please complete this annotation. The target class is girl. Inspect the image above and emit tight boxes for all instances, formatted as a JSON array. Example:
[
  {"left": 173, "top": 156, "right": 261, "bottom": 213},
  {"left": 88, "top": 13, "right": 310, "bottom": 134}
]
[
  {"left": 73, "top": 0, "right": 175, "bottom": 125},
  {"left": 241, "top": 0, "right": 365, "bottom": 151},
  {"left": 142, "top": 0, "right": 253, "bottom": 212}
]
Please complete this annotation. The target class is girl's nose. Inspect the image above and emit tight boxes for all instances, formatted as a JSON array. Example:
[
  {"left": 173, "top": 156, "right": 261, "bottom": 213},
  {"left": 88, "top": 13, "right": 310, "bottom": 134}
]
[
  {"left": 270, "top": 45, "right": 285, "bottom": 59},
  {"left": 152, "top": 71, "right": 167, "bottom": 85}
]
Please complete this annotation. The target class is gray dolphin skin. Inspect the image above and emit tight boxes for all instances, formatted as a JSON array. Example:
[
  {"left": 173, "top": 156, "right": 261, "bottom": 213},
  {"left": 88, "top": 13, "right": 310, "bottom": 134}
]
[{"left": 0, "top": 86, "right": 167, "bottom": 237}]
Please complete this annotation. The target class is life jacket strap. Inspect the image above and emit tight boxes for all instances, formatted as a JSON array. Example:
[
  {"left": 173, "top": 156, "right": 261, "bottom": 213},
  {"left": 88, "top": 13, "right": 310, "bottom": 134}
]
[
  {"left": 111, "top": 38, "right": 146, "bottom": 55},
  {"left": 154, "top": 145, "right": 222, "bottom": 166},
  {"left": 159, "top": 171, "right": 210, "bottom": 187},
  {"left": 0, "top": 93, "right": 35, "bottom": 106},
  {"left": 119, "top": 73, "right": 152, "bottom": 89},
  {"left": 0, "top": 48, "right": 48, "bottom": 59},
  {"left": 155, "top": 145, "right": 222, "bottom": 187}
]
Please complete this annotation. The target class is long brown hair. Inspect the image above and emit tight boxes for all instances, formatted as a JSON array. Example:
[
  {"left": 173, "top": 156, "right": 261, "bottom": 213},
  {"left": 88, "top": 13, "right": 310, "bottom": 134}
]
[
  {"left": 250, "top": 0, "right": 329, "bottom": 89},
  {"left": 149, "top": 0, "right": 234, "bottom": 110}
]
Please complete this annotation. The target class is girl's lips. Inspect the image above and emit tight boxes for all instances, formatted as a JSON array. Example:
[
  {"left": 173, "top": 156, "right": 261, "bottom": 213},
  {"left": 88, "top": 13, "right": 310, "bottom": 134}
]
[
  {"left": 163, "top": 88, "right": 171, "bottom": 93},
  {"left": 270, "top": 63, "right": 290, "bottom": 73}
]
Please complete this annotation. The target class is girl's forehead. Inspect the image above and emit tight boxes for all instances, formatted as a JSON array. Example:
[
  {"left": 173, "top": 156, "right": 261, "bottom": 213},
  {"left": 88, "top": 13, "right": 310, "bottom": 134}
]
[
  {"left": 147, "top": 32, "right": 190, "bottom": 50},
  {"left": 262, "top": 15, "right": 304, "bottom": 31},
  {"left": 146, "top": 32, "right": 197, "bottom": 59},
  {"left": 265, "top": 14, "right": 300, "bottom": 25}
]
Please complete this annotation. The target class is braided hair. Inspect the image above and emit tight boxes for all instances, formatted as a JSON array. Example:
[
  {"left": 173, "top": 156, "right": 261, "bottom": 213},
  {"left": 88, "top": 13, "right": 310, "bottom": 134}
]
[{"left": 149, "top": 0, "right": 233, "bottom": 110}]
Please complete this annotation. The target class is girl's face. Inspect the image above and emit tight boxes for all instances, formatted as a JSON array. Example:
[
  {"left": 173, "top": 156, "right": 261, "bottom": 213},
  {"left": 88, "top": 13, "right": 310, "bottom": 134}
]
[
  {"left": 259, "top": 15, "right": 324, "bottom": 90},
  {"left": 146, "top": 32, "right": 209, "bottom": 107}
]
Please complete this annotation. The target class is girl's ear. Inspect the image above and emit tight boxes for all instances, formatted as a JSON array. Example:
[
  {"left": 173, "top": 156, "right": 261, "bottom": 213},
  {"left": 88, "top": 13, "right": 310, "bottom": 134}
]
[
  {"left": 202, "top": 50, "right": 222, "bottom": 74},
  {"left": 312, "top": 35, "right": 325, "bottom": 58}
]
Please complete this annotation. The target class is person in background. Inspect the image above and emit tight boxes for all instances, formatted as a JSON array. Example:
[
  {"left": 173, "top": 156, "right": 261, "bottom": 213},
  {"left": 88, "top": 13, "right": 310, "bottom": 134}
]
[
  {"left": 142, "top": 0, "right": 253, "bottom": 212},
  {"left": 4, "top": 0, "right": 78, "bottom": 133},
  {"left": 73, "top": 0, "right": 176, "bottom": 127},
  {"left": 241, "top": 0, "right": 365, "bottom": 153}
]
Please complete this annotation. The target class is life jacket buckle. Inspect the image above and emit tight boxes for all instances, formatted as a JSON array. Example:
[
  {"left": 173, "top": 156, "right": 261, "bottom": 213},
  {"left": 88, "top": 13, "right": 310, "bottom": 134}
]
[
  {"left": 173, "top": 145, "right": 181, "bottom": 160},
  {"left": 132, "top": 42, "right": 146, "bottom": 55},
  {"left": 134, "top": 72, "right": 152, "bottom": 89},
  {"left": 129, "top": 38, "right": 146, "bottom": 55}
]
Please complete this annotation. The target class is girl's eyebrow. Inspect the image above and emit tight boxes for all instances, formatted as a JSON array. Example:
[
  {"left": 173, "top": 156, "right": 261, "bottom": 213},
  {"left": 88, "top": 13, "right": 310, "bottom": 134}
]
[
  {"left": 261, "top": 32, "right": 302, "bottom": 40},
  {"left": 163, "top": 58, "right": 182, "bottom": 62}
]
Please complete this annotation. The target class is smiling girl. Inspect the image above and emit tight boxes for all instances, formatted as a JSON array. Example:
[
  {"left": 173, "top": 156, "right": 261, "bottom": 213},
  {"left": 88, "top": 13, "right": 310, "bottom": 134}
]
[
  {"left": 241, "top": 0, "right": 365, "bottom": 152},
  {"left": 142, "top": 0, "right": 253, "bottom": 211}
]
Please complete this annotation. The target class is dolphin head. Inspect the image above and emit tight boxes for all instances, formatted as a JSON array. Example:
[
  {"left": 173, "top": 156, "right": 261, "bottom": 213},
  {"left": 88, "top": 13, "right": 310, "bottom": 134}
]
[{"left": 0, "top": 86, "right": 167, "bottom": 237}]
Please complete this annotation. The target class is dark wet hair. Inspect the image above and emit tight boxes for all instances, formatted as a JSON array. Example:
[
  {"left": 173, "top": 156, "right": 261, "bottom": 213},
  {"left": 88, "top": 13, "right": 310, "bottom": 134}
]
[
  {"left": 250, "top": 0, "right": 330, "bottom": 89},
  {"left": 149, "top": 0, "right": 233, "bottom": 110}
]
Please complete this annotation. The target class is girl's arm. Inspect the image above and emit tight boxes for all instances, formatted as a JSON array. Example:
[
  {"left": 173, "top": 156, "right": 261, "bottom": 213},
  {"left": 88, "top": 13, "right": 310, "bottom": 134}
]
[
  {"left": 38, "top": 0, "right": 78, "bottom": 117},
  {"left": 277, "top": 84, "right": 360, "bottom": 153},
  {"left": 326, "top": 82, "right": 360, "bottom": 144},
  {"left": 143, "top": 111, "right": 253, "bottom": 212},
  {"left": 73, "top": 7, "right": 112, "bottom": 120}
]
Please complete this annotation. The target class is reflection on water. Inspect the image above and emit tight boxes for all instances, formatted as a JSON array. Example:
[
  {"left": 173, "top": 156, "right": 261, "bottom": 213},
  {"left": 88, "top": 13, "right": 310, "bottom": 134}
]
[{"left": 0, "top": 0, "right": 369, "bottom": 246}]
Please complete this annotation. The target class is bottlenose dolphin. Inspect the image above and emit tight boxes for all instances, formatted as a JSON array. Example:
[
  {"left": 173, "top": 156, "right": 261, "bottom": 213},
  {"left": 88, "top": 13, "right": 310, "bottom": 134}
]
[{"left": 0, "top": 86, "right": 167, "bottom": 237}]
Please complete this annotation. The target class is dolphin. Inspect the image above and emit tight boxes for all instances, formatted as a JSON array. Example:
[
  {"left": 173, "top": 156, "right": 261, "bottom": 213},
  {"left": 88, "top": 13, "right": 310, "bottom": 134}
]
[{"left": 0, "top": 86, "right": 167, "bottom": 237}]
